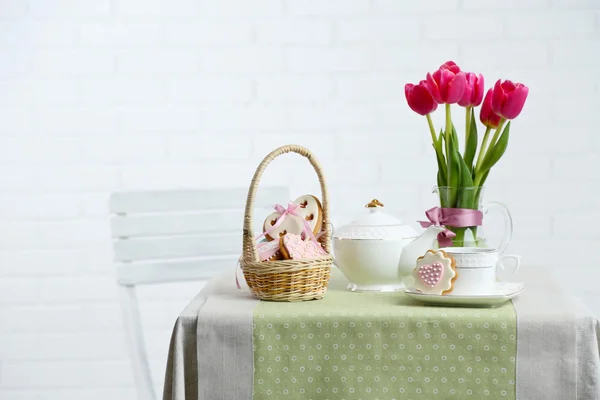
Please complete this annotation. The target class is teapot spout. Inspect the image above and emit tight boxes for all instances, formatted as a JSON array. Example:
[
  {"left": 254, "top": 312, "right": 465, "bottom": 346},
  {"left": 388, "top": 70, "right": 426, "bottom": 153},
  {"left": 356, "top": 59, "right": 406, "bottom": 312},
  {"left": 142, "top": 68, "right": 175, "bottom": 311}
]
[{"left": 398, "top": 226, "right": 444, "bottom": 277}]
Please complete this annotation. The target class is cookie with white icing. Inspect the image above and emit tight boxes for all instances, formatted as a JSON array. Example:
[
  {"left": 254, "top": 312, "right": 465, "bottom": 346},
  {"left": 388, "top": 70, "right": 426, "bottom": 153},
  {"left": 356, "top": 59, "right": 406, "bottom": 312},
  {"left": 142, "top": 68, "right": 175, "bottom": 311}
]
[
  {"left": 262, "top": 194, "right": 323, "bottom": 241},
  {"left": 292, "top": 195, "right": 323, "bottom": 238},
  {"left": 279, "top": 233, "right": 326, "bottom": 260},
  {"left": 412, "top": 250, "right": 458, "bottom": 295},
  {"left": 263, "top": 212, "right": 304, "bottom": 241}
]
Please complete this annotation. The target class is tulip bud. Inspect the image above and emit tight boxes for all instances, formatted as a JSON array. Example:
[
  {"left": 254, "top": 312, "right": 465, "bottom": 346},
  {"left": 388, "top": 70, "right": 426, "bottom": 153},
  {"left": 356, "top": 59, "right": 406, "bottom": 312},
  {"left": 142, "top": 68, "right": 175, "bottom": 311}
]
[
  {"left": 439, "top": 60, "right": 461, "bottom": 74},
  {"left": 426, "top": 67, "right": 467, "bottom": 104},
  {"left": 491, "top": 79, "right": 529, "bottom": 120},
  {"left": 458, "top": 72, "right": 485, "bottom": 108},
  {"left": 480, "top": 89, "right": 502, "bottom": 129},
  {"left": 405, "top": 80, "right": 438, "bottom": 116}
]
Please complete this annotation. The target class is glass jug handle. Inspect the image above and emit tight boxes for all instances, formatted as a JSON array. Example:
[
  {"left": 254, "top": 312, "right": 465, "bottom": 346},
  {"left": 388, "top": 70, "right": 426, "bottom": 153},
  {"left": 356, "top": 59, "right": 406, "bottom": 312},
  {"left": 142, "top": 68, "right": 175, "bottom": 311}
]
[{"left": 483, "top": 201, "right": 513, "bottom": 254}]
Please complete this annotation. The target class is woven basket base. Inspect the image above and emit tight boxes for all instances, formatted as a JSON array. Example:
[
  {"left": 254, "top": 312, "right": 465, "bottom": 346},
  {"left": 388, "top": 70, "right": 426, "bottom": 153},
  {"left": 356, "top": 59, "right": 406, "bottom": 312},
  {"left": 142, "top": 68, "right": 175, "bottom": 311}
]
[{"left": 241, "top": 257, "right": 332, "bottom": 302}]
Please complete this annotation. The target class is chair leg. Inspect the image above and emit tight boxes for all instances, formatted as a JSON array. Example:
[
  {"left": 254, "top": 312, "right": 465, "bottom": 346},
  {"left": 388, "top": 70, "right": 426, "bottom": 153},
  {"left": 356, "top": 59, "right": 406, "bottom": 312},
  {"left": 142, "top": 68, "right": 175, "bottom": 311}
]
[{"left": 119, "top": 285, "right": 156, "bottom": 400}]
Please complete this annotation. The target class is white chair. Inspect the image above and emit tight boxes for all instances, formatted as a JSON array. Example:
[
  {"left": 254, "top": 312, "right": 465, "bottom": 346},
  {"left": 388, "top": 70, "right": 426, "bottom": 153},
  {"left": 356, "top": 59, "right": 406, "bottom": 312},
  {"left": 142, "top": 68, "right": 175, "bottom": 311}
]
[{"left": 108, "top": 186, "right": 290, "bottom": 400}]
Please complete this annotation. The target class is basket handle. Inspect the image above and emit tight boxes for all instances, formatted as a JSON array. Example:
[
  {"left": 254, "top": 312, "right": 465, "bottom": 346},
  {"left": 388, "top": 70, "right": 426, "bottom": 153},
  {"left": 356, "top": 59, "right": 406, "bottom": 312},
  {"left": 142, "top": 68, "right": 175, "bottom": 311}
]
[{"left": 242, "top": 145, "right": 331, "bottom": 263}]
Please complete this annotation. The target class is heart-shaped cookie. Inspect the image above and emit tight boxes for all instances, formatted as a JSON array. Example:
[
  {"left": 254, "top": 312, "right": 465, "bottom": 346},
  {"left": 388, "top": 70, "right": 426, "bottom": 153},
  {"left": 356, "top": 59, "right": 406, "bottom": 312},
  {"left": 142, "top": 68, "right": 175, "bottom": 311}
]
[
  {"left": 261, "top": 194, "right": 323, "bottom": 241},
  {"left": 411, "top": 249, "right": 457, "bottom": 295},
  {"left": 416, "top": 262, "right": 444, "bottom": 287},
  {"left": 292, "top": 195, "right": 323, "bottom": 237},
  {"left": 280, "top": 233, "right": 326, "bottom": 260},
  {"left": 262, "top": 212, "right": 304, "bottom": 241}
]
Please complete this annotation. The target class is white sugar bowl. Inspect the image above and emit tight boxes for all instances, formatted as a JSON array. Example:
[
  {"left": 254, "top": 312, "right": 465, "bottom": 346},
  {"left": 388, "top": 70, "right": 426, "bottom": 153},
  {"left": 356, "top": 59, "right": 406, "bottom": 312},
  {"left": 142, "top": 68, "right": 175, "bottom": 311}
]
[{"left": 333, "top": 199, "right": 418, "bottom": 292}]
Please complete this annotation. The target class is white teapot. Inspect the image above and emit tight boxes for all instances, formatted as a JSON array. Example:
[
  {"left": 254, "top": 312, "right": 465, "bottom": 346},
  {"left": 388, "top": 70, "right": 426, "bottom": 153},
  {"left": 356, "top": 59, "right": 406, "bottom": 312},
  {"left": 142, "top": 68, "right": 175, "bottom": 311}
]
[{"left": 333, "top": 199, "right": 444, "bottom": 292}]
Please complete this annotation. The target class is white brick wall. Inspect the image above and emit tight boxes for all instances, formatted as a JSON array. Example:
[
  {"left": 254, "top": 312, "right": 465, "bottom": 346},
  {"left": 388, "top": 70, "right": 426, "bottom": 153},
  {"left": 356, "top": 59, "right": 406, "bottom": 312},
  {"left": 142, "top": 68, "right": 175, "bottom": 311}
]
[{"left": 0, "top": 0, "right": 599, "bottom": 398}]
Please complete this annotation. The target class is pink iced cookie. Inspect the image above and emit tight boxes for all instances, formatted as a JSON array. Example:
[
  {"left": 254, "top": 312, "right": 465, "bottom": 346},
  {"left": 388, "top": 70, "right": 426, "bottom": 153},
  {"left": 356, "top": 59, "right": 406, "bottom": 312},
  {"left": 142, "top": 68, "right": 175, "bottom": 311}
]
[
  {"left": 411, "top": 250, "right": 458, "bottom": 295},
  {"left": 279, "top": 233, "right": 326, "bottom": 260},
  {"left": 257, "top": 240, "right": 282, "bottom": 261},
  {"left": 417, "top": 262, "right": 445, "bottom": 287}
]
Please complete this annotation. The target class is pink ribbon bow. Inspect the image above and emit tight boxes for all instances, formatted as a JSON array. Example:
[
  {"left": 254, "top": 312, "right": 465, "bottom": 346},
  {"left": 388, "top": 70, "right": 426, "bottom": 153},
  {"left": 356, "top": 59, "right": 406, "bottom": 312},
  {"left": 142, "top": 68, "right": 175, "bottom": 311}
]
[
  {"left": 255, "top": 202, "right": 320, "bottom": 244},
  {"left": 418, "top": 206, "right": 484, "bottom": 247},
  {"left": 235, "top": 202, "right": 322, "bottom": 289}
]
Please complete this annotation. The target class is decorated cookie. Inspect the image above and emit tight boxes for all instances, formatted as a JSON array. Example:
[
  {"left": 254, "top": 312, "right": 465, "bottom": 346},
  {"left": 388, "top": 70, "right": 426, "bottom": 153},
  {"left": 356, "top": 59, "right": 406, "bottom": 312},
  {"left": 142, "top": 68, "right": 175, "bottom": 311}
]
[
  {"left": 257, "top": 240, "right": 283, "bottom": 261},
  {"left": 263, "top": 212, "right": 304, "bottom": 241},
  {"left": 279, "top": 233, "right": 326, "bottom": 260},
  {"left": 292, "top": 195, "right": 323, "bottom": 238},
  {"left": 261, "top": 195, "right": 323, "bottom": 241},
  {"left": 412, "top": 250, "right": 458, "bottom": 295}
]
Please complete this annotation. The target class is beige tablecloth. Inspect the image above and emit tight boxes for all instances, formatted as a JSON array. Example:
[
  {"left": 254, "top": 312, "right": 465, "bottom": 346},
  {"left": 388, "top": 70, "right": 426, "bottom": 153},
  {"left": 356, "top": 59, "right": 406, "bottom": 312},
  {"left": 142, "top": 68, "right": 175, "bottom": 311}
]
[{"left": 162, "top": 267, "right": 600, "bottom": 400}]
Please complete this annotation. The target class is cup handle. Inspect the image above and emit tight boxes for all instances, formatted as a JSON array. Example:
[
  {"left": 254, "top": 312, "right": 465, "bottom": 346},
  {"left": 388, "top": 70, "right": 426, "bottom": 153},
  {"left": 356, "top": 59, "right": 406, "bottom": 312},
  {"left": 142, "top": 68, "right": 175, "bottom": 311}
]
[
  {"left": 483, "top": 201, "right": 513, "bottom": 254},
  {"left": 496, "top": 255, "right": 521, "bottom": 282}
]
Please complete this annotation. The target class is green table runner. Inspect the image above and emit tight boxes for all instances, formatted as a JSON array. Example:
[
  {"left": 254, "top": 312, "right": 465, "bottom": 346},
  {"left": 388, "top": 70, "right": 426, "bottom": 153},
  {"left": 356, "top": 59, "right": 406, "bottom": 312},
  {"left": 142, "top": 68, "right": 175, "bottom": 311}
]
[{"left": 253, "top": 290, "right": 516, "bottom": 399}]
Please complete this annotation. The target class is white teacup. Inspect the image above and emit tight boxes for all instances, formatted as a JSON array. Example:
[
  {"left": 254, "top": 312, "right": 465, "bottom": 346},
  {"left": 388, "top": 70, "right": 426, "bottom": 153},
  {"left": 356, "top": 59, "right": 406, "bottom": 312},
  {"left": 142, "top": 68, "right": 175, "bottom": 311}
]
[{"left": 439, "top": 247, "right": 520, "bottom": 295}]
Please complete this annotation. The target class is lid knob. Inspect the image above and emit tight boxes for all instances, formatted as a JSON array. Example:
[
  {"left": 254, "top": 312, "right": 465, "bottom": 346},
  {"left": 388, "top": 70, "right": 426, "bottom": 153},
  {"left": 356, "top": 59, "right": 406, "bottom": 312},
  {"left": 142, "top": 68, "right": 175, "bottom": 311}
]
[{"left": 365, "top": 199, "right": 384, "bottom": 208}]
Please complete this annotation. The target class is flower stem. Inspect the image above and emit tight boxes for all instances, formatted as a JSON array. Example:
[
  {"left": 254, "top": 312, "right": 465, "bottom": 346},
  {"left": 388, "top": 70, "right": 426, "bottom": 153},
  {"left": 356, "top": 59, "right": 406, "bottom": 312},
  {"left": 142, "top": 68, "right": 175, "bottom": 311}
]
[
  {"left": 445, "top": 103, "right": 452, "bottom": 184},
  {"left": 426, "top": 113, "right": 437, "bottom": 147},
  {"left": 453, "top": 227, "right": 466, "bottom": 247},
  {"left": 473, "top": 119, "right": 505, "bottom": 187},
  {"left": 475, "top": 126, "right": 492, "bottom": 172},
  {"left": 473, "top": 176, "right": 483, "bottom": 191},
  {"left": 465, "top": 106, "right": 472, "bottom": 150},
  {"left": 487, "top": 118, "right": 506, "bottom": 150}
]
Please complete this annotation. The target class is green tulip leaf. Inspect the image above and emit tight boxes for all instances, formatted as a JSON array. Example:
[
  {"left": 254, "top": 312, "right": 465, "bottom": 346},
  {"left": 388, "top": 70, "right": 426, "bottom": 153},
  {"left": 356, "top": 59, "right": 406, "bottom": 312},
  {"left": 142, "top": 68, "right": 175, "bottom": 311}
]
[
  {"left": 478, "top": 169, "right": 490, "bottom": 189},
  {"left": 447, "top": 126, "right": 462, "bottom": 207},
  {"left": 435, "top": 129, "right": 447, "bottom": 185},
  {"left": 433, "top": 144, "right": 447, "bottom": 182},
  {"left": 437, "top": 169, "right": 446, "bottom": 188},
  {"left": 480, "top": 121, "right": 511, "bottom": 174},
  {"left": 435, "top": 129, "right": 443, "bottom": 149},
  {"left": 451, "top": 124, "right": 460, "bottom": 149},
  {"left": 473, "top": 171, "right": 488, "bottom": 214},
  {"left": 463, "top": 108, "right": 478, "bottom": 171},
  {"left": 457, "top": 152, "right": 476, "bottom": 209}
]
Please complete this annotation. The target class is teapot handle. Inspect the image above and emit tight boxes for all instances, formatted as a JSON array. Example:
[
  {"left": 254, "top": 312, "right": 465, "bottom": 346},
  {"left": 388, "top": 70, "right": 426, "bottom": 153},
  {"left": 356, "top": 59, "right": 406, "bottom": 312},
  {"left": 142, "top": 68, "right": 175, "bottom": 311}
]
[{"left": 483, "top": 201, "right": 513, "bottom": 254}]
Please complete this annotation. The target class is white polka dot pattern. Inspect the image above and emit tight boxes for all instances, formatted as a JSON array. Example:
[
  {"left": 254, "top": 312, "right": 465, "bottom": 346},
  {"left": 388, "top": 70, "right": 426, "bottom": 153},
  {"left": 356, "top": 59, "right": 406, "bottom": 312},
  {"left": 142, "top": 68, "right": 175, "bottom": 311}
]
[{"left": 252, "top": 290, "right": 517, "bottom": 399}]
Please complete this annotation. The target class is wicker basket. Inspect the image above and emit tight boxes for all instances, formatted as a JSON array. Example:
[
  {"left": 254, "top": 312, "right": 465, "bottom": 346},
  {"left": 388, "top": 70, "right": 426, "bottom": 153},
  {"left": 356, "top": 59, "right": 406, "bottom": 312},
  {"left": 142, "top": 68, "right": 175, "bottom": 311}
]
[{"left": 240, "top": 145, "right": 333, "bottom": 302}]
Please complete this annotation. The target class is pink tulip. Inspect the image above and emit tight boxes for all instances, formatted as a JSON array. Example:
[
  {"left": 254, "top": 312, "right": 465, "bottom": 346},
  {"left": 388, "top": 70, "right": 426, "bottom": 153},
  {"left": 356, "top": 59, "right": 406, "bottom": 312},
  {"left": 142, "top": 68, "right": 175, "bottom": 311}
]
[
  {"left": 458, "top": 72, "right": 485, "bottom": 107},
  {"left": 439, "top": 60, "right": 461, "bottom": 74},
  {"left": 405, "top": 80, "right": 438, "bottom": 116},
  {"left": 426, "top": 65, "right": 467, "bottom": 105},
  {"left": 480, "top": 89, "right": 502, "bottom": 129},
  {"left": 491, "top": 79, "right": 529, "bottom": 120}
]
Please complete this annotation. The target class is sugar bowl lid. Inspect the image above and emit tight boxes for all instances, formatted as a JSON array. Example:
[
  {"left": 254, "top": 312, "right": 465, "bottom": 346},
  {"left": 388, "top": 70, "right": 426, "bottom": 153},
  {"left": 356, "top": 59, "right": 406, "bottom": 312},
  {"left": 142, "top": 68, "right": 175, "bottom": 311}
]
[{"left": 333, "top": 199, "right": 418, "bottom": 240}]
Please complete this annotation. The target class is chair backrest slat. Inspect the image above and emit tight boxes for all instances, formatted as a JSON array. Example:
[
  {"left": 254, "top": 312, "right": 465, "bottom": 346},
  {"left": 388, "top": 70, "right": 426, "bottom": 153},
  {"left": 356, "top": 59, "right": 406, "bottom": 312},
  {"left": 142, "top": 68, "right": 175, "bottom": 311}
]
[
  {"left": 109, "top": 186, "right": 290, "bottom": 284},
  {"left": 114, "top": 233, "right": 241, "bottom": 261},
  {"left": 109, "top": 187, "right": 289, "bottom": 213},
  {"left": 117, "top": 256, "right": 240, "bottom": 285},
  {"left": 111, "top": 210, "right": 243, "bottom": 237}
]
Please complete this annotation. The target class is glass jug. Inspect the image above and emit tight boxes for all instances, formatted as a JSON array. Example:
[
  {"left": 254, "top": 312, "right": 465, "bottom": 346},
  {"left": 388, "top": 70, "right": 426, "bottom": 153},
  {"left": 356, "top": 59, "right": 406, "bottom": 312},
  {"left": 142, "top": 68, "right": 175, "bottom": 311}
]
[{"left": 431, "top": 186, "right": 513, "bottom": 253}]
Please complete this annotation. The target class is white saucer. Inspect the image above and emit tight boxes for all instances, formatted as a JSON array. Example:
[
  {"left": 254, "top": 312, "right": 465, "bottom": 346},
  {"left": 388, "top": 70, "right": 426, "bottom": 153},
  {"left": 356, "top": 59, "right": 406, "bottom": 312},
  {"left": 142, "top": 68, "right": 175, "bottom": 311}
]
[
  {"left": 405, "top": 282, "right": 524, "bottom": 308},
  {"left": 347, "top": 282, "right": 406, "bottom": 292}
]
